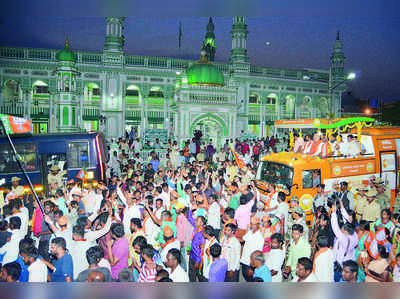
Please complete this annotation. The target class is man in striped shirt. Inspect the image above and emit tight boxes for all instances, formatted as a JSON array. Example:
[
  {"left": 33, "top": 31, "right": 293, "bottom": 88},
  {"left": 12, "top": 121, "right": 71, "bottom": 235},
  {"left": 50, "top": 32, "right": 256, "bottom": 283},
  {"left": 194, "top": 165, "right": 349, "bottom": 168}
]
[{"left": 138, "top": 244, "right": 158, "bottom": 282}]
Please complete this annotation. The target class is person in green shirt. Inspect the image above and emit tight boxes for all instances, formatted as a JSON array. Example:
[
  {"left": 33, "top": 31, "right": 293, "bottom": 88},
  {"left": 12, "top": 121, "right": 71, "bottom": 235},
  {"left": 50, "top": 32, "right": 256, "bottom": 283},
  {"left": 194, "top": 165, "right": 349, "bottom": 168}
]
[
  {"left": 228, "top": 182, "right": 241, "bottom": 210},
  {"left": 284, "top": 223, "right": 311, "bottom": 279},
  {"left": 144, "top": 202, "right": 177, "bottom": 245}
]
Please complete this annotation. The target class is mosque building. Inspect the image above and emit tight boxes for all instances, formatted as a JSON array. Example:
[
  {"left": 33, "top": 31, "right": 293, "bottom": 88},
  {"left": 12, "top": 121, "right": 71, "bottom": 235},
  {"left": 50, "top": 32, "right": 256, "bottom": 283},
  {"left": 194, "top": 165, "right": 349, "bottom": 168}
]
[{"left": 0, "top": 17, "right": 346, "bottom": 146}]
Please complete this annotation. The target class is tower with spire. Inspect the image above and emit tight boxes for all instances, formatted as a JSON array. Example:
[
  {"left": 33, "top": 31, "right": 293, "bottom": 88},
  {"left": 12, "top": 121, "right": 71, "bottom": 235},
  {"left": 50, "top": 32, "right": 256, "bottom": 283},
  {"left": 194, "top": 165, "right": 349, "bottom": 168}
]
[
  {"left": 229, "top": 17, "right": 250, "bottom": 72},
  {"left": 330, "top": 31, "right": 346, "bottom": 116},
  {"left": 54, "top": 37, "right": 80, "bottom": 132},
  {"left": 204, "top": 17, "right": 216, "bottom": 62}
]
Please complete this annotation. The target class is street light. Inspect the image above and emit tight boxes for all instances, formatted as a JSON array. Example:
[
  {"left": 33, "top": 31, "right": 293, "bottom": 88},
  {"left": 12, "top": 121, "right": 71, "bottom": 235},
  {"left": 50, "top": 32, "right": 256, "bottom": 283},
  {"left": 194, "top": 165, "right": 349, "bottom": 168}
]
[
  {"left": 347, "top": 72, "right": 356, "bottom": 80},
  {"left": 303, "top": 72, "right": 357, "bottom": 117}
]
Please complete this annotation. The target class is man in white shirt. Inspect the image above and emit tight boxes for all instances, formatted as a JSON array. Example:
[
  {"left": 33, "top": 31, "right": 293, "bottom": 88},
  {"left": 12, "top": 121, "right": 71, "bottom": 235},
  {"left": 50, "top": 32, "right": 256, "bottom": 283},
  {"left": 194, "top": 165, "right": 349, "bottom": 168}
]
[
  {"left": 69, "top": 225, "right": 95, "bottom": 280},
  {"left": 313, "top": 235, "right": 334, "bottom": 282},
  {"left": 221, "top": 223, "right": 241, "bottom": 282},
  {"left": 207, "top": 194, "right": 221, "bottom": 237},
  {"left": 83, "top": 186, "right": 97, "bottom": 216},
  {"left": 154, "top": 198, "right": 165, "bottom": 220},
  {"left": 0, "top": 217, "right": 24, "bottom": 264},
  {"left": 292, "top": 257, "right": 317, "bottom": 282},
  {"left": 21, "top": 246, "right": 48, "bottom": 282},
  {"left": 133, "top": 138, "right": 142, "bottom": 152},
  {"left": 160, "top": 183, "right": 171, "bottom": 210},
  {"left": 345, "top": 135, "right": 361, "bottom": 157},
  {"left": 240, "top": 217, "right": 264, "bottom": 282},
  {"left": 265, "top": 233, "right": 286, "bottom": 282},
  {"left": 121, "top": 193, "right": 141, "bottom": 239},
  {"left": 166, "top": 248, "right": 189, "bottom": 282},
  {"left": 276, "top": 192, "right": 289, "bottom": 235}
]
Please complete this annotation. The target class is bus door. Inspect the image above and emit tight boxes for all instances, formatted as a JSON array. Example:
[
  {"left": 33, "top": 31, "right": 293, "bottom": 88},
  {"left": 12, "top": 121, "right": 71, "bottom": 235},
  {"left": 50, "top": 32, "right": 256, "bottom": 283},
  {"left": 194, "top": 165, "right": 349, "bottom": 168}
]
[
  {"left": 300, "top": 168, "right": 321, "bottom": 226},
  {"left": 379, "top": 151, "right": 397, "bottom": 202},
  {"left": 38, "top": 141, "right": 67, "bottom": 192}
]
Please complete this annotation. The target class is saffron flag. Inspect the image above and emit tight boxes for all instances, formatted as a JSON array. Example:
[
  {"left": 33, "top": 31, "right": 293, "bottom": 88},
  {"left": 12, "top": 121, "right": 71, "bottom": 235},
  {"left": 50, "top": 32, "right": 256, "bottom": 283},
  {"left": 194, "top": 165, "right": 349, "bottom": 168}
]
[
  {"left": 231, "top": 148, "right": 246, "bottom": 168},
  {"left": 0, "top": 114, "right": 32, "bottom": 134},
  {"left": 365, "top": 230, "right": 379, "bottom": 259},
  {"left": 76, "top": 169, "right": 87, "bottom": 180}
]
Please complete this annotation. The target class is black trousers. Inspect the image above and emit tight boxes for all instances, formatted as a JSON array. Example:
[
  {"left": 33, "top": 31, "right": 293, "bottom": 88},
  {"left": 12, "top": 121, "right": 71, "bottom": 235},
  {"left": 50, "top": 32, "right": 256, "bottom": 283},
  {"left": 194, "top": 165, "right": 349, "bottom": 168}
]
[
  {"left": 241, "top": 263, "right": 253, "bottom": 282},
  {"left": 224, "top": 270, "right": 240, "bottom": 282},
  {"left": 38, "top": 239, "right": 50, "bottom": 261},
  {"left": 189, "top": 257, "right": 204, "bottom": 282}
]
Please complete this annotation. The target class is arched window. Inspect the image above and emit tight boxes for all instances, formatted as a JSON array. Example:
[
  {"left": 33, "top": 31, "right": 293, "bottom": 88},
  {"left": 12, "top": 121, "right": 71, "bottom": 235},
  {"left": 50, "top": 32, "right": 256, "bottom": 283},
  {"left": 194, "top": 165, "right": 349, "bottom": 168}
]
[
  {"left": 62, "top": 107, "right": 69, "bottom": 126},
  {"left": 249, "top": 93, "right": 259, "bottom": 104},
  {"left": 266, "top": 93, "right": 278, "bottom": 105}
]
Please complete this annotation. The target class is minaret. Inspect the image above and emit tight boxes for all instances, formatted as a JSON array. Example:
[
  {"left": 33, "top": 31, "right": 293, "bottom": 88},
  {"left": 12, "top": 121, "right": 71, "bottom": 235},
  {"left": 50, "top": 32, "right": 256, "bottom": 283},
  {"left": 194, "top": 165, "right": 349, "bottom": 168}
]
[
  {"left": 104, "top": 17, "right": 125, "bottom": 53},
  {"left": 229, "top": 16, "right": 250, "bottom": 69},
  {"left": 204, "top": 17, "right": 216, "bottom": 62},
  {"left": 330, "top": 31, "right": 346, "bottom": 116},
  {"left": 55, "top": 38, "right": 80, "bottom": 132},
  {"left": 330, "top": 30, "right": 345, "bottom": 82}
]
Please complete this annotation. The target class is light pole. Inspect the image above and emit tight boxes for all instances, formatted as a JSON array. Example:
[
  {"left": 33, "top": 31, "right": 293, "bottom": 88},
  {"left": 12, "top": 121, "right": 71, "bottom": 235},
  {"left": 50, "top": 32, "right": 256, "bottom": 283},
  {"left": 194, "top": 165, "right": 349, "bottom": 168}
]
[{"left": 303, "top": 72, "right": 356, "bottom": 118}]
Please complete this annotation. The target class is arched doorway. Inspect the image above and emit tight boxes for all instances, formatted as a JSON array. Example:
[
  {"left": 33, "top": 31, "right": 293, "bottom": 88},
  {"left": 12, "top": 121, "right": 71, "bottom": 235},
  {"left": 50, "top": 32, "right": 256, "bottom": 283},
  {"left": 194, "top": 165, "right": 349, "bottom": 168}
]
[{"left": 189, "top": 113, "right": 228, "bottom": 149}]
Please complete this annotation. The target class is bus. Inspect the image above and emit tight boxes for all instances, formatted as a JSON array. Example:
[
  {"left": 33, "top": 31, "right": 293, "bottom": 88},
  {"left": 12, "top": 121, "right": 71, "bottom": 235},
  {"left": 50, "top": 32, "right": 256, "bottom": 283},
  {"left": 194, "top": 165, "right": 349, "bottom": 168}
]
[
  {"left": 254, "top": 124, "right": 400, "bottom": 226},
  {"left": 0, "top": 132, "right": 108, "bottom": 193}
]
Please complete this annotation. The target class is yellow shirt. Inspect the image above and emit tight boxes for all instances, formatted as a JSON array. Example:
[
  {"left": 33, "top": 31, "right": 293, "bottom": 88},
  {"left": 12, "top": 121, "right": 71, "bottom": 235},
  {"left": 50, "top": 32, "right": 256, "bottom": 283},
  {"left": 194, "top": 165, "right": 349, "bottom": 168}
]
[
  {"left": 128, "top": 230, "right": 146, "bottom": 267},
  {"left": 228, "top": 166, "right": 237, "bottom": 181}
]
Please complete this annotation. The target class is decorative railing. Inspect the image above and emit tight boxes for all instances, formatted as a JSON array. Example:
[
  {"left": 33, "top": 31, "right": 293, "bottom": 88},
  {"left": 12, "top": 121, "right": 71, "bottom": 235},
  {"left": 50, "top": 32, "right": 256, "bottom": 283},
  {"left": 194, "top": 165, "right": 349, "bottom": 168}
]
[
  {"left": 0, "top": 102, "right": 24, "bottom": 116},
  {"left": 0, "top": 46, "right": 330, "bottom": 81}
]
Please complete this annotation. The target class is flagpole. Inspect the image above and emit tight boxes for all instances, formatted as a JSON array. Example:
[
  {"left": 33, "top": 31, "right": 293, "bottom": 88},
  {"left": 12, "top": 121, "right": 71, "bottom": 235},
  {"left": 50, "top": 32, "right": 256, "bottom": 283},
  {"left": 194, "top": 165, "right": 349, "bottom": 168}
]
[{"left": 0, "top": 120, "right": 45, "bottom": 215}]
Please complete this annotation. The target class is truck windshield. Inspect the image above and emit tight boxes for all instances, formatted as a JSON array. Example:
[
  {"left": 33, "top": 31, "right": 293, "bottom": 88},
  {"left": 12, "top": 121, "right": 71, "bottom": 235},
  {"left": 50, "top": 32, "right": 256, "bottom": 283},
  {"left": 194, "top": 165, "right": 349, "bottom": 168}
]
[{"left": 256, "top": 161, "right": 294, "bottom": 194}]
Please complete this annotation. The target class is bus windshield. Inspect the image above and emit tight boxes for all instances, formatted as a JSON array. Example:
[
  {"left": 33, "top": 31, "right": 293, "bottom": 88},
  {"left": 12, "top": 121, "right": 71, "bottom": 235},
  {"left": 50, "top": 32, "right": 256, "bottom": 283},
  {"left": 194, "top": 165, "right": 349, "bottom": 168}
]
[{"left": 256, "top": 161, "right": 294, "bottom": 194}]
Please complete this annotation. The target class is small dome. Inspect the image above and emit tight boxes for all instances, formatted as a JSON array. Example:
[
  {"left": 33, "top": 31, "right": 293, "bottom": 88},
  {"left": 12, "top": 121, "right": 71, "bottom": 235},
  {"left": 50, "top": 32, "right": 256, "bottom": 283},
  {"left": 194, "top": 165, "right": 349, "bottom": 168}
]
[
  {"left": 57, "top": 38, "right": 76, "bottom": 63},
  {"left": 185, "top": 50, "right": 224, "bottom": 87}
]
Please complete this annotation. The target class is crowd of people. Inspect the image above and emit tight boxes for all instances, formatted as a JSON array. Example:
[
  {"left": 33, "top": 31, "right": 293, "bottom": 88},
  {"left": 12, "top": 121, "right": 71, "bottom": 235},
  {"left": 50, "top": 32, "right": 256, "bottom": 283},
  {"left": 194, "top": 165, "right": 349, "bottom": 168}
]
[{"left": 0, "top": 133, "right": 400, "bottom": 283}]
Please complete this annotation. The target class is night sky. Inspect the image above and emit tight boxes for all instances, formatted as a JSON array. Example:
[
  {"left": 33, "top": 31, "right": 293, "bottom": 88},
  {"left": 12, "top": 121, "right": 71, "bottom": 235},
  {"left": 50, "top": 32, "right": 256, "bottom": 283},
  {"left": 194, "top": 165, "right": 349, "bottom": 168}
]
[{"left": 0, "top": 1, "right": 399, "bottom": 102}]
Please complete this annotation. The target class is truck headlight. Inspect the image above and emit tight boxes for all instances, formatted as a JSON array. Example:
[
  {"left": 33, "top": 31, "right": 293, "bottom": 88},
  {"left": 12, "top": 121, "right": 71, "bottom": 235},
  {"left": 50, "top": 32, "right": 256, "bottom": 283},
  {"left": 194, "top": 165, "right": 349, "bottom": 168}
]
[{"left": 87, "top": 171, "right": 94, "bottom": 179}]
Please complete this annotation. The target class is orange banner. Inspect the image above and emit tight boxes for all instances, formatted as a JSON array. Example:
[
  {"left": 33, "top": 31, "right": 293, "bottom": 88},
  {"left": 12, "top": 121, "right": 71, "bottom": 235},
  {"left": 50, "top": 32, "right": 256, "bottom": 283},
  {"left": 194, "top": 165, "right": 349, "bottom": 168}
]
[
  {"left": 377, "top": 139, "right": 396, "bottom": 151},
  {"left": 331, "top": 159, "right": 376, "bottom": 178}
]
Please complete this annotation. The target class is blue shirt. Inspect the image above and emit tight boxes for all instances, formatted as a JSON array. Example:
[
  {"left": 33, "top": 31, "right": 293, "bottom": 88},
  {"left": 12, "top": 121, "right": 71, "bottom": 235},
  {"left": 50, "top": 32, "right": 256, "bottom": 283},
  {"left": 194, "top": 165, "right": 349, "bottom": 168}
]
[
  {"left": 189, "top": 231, "right": 206, "bottom": 264},
  {"left": 150, "top": 159, "right": 160, "bottom": 172},
  {"left": 15, "top": 256, "right": 29, "bottom": 282},
  {"left": 51, "top": 253, "right": 74, "bottom": 282},
  {"left": 209, "top": 258, "right": 228, "bottom": 282},
  {"left": 254, "top": 265, "right": 272, "bottom": 282}
]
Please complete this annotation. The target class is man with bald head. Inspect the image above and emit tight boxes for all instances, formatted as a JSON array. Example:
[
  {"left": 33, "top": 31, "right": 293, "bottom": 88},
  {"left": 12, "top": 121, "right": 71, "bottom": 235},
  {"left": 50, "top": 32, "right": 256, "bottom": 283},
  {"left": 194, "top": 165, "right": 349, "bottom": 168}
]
[
  {"left": 250, "top": 250, "right": 272, "bottom": 282},
  {"left": 240, "top": 216, "right": 264, "bottom": 282}
]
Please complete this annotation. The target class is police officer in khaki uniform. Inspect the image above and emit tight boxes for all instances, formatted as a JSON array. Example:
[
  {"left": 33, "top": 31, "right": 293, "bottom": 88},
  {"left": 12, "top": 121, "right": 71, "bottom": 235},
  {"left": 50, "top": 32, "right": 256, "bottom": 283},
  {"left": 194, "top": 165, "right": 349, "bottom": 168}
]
[
  {"left": 47, "top": 165, "right": 67, "bottom": 187},
  {"left": 11, "top": 177, "right": 24, "bottom": 197}
]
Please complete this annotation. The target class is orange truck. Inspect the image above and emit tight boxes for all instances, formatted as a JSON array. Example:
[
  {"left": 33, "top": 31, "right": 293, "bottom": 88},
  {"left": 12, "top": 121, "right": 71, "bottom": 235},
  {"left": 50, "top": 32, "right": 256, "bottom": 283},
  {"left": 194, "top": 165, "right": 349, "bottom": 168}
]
[{"left": 254, "top": 124, "right": 400, "bottom": 226}]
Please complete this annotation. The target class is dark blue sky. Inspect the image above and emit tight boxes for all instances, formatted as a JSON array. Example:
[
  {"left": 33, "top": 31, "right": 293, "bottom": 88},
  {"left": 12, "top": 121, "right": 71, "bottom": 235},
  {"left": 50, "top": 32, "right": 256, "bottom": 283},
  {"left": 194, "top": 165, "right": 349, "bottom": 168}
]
[{"left": 1, "top": 1, "right": 399, "bottom": 102}]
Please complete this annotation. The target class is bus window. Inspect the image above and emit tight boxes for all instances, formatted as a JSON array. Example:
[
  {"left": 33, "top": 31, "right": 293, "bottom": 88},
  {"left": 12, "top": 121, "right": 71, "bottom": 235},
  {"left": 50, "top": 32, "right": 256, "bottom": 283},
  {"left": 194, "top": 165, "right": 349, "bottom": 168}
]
[
  {"left": 0, "top": 143, "right": 38, "bottom": 173},
  {"left": 302, "top": 169, "right": 321, "bottom": 189},
  {"left": 47, "top": 154, "right": 67, "bottom": 171},
  {"left": 68, "top": 141, "right": 89, "bottom": 169}
]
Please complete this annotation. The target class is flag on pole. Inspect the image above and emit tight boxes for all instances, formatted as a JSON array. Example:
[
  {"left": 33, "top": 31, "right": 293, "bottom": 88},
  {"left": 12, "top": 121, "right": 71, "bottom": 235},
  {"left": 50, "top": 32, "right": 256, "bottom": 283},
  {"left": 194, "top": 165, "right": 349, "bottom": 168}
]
[
  {"left": 178, "top": 21, "right": 182, "bottom": 48},
  {"left": 0, "top": 114, "right": 32, "bottom": 134},
  {"left": 231, "top": 148, "right": 247, "bottom": 169}
]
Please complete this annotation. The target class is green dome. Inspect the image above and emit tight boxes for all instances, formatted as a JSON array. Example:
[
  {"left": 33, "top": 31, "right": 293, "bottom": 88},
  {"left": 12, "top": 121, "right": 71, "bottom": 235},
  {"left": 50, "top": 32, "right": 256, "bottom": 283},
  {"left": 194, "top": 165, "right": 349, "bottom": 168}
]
[
  {"left": 57, "top": 39, "right": 76, "bottom": 62},
  {"left": 186, "top": 50, "right": 224, "bottom": 87}
]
